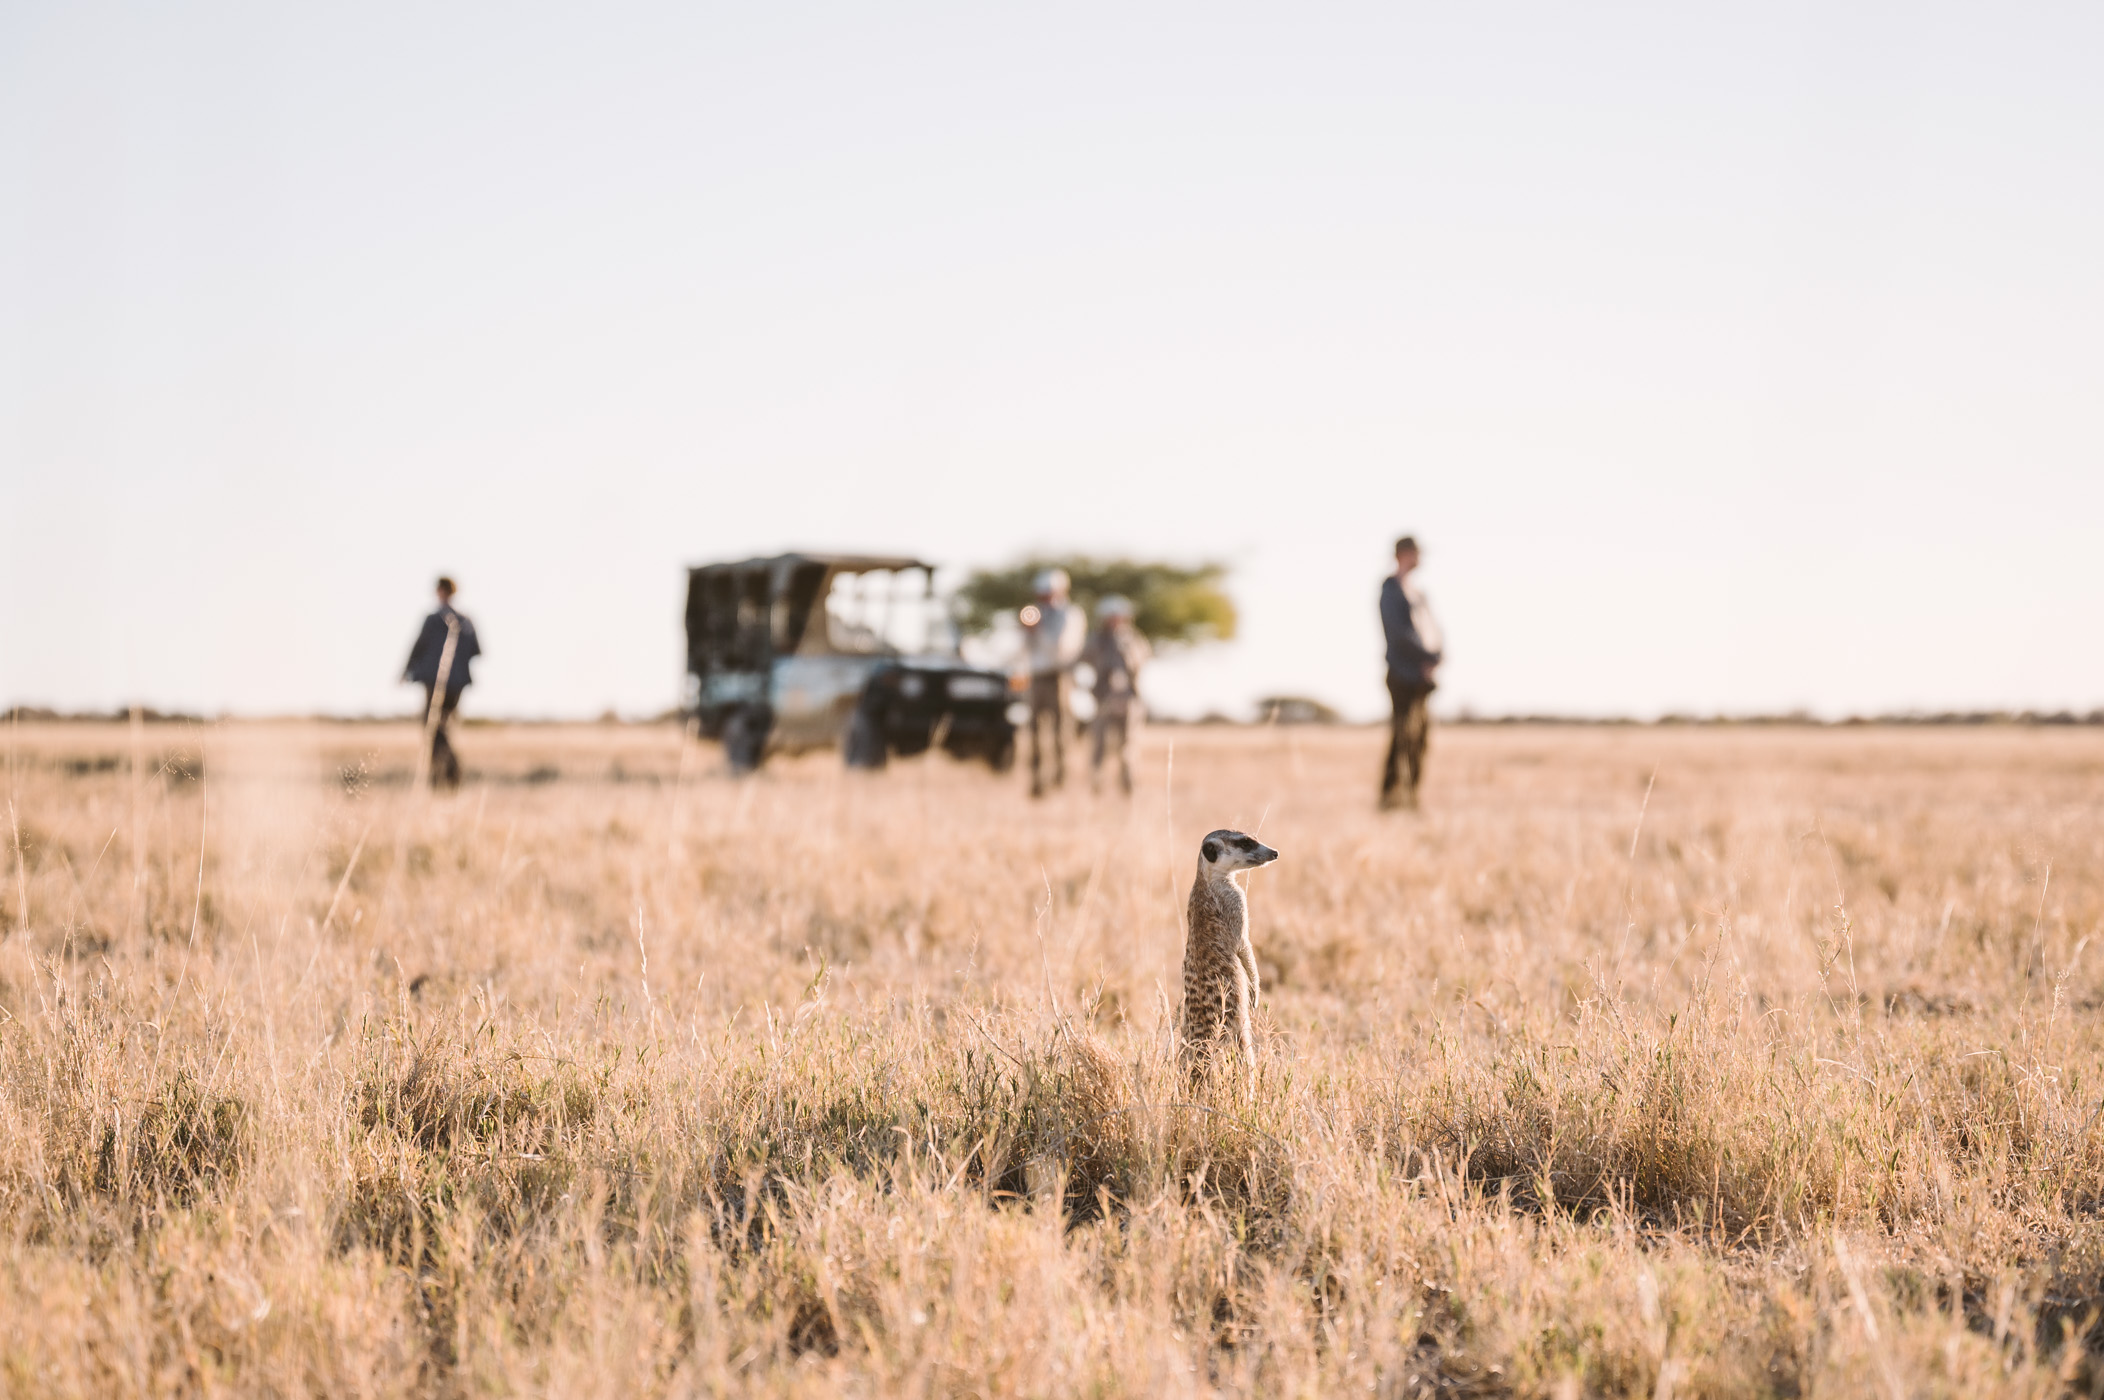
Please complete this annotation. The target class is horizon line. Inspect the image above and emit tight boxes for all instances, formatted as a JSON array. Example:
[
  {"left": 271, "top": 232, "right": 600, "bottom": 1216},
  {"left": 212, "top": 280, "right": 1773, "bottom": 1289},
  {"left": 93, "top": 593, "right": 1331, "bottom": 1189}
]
[{"left": 6, "top": 705, "right": 2102, "bottom": 730}]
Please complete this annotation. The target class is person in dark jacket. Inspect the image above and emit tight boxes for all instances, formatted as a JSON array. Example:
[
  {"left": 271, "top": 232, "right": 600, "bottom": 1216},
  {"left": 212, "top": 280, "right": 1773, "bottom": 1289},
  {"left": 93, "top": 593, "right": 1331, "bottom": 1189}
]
[
  {"left": 1378, "top": 536, "right": 1442, "bottom": 810},
  {"left": 403, "top": 576, "right": 481, "bottom": 789}
]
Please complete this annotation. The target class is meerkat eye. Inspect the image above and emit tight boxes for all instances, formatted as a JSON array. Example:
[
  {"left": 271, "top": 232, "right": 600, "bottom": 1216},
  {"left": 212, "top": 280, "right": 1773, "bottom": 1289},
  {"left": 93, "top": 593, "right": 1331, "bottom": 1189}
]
[{"left": 1203, "top": 840, "right": 1222, "bottom": 862}]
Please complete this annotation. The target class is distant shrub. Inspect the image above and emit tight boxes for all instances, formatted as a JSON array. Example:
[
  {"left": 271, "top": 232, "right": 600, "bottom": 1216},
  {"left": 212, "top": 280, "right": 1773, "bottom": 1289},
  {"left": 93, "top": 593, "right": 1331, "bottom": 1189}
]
[{"left": 1256, "top": 695, "right": 1341, "bottom": 725}]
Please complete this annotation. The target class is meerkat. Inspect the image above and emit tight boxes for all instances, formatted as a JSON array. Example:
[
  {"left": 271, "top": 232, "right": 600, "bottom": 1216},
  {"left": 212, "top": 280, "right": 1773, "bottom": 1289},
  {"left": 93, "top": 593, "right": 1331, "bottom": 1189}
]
[{"left": 1179, "top": 829, "right": 1280, "bottom": 1084}]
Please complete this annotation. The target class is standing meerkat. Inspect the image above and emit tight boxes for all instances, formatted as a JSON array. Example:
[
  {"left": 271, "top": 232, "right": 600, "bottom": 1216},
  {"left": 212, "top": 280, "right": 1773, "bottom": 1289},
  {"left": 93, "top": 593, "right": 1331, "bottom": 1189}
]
[{"left": 1179, "top": 829, "right": 1280, "bottom": 1083}]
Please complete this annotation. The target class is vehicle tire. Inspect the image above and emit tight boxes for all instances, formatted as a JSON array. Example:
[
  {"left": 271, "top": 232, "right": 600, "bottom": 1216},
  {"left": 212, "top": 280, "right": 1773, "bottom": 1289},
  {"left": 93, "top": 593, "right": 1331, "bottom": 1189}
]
[
  {"left": 723, "top": 707, "right": 769, "bottom": 774},
  {"left": 844, "top": 704, "right": 888, "bottom": 770},
  {"left": 987, "top": 731, "right": 1016, "bottom": 774}
]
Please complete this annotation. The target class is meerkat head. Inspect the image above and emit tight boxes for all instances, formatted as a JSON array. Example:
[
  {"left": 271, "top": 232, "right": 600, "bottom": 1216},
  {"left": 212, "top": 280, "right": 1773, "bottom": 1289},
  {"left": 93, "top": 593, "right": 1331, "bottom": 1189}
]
[{"left": 1197, "top": 829, "right": 1280, "bottom": 881}]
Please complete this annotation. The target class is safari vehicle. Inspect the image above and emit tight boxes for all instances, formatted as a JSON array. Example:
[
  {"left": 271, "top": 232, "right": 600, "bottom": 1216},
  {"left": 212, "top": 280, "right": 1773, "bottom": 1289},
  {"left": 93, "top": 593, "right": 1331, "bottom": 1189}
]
[{"left": 684, "top": 553, "right": 1017, "bottom": 773}]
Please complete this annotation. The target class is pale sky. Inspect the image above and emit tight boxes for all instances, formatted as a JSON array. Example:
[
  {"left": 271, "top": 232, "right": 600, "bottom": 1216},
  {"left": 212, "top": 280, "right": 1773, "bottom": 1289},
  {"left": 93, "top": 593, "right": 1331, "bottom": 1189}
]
[{"left": 5, "top": 2, "right": 2100, "bottom": 721}]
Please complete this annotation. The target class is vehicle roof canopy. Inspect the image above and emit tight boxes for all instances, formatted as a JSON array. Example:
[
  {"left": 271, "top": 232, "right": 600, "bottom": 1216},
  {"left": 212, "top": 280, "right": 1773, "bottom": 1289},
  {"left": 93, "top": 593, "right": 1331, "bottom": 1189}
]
[
  {"left": 684, "top": 553, "right": 937, "bottom": 673},
  {"left": 687, "top": 552, "right": 933, "bottom": 579}
]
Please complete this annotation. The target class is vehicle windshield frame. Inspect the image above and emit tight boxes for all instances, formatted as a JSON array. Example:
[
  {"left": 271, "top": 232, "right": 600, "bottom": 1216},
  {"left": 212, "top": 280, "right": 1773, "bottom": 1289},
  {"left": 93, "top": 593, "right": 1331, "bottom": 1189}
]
[{"left": 810, "top": 564, "right": 942, "bottom": 658}]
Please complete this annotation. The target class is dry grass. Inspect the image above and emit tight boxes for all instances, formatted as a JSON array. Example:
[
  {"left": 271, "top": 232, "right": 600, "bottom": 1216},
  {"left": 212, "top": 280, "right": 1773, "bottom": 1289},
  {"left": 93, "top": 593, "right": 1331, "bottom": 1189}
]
[{"left": 4, "top": 716, "right": 2104, "bottom": 1396}]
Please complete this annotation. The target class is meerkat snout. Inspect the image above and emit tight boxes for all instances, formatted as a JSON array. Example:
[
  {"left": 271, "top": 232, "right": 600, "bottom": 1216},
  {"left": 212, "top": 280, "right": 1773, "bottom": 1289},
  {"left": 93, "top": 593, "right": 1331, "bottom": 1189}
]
[
  {"left": 1199, "top": 831, "right": 1279, "bottom": 874},
  {"left": 1180, "top": 828, "right": 1279, "bottom": 1091}
]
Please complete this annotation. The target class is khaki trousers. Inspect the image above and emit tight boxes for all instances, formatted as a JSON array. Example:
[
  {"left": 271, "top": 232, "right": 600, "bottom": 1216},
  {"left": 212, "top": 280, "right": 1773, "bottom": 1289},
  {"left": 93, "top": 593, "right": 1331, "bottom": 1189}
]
[
  {"left": 1091, "top": 698, "right": 1134, "bottom": 794},
  {"left": 1028, "top": 673, "right": 1068, "bottom": 794}
]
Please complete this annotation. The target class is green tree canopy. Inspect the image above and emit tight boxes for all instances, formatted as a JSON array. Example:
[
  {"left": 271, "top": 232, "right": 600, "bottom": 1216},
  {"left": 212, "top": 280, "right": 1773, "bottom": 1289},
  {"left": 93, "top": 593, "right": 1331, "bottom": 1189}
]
[{"left": 956, "top": 557, "right": 1236, "bottom": 646}]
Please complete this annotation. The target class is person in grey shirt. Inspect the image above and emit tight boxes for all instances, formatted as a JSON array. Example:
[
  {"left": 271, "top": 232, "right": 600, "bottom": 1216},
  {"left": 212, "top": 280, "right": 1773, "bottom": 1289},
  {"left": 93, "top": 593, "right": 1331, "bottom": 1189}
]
[
  {"left": 1378, "top": 536, "right": 1442, "bottom": 809},
  {"left": 1019, "top": 568, "right": 1086, "bottom": 798}
]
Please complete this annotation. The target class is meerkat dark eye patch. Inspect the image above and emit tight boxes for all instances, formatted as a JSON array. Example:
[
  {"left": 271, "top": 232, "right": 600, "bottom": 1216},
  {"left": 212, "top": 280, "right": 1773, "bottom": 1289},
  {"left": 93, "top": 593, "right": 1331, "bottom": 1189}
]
[{"left": 1203, "top": 839, "right": 1222, "bottom": 862}]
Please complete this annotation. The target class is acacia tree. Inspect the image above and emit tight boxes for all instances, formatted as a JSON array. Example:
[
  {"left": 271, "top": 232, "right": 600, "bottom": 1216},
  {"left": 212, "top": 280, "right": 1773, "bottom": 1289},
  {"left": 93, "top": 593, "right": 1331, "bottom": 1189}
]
[{"left": 955, "top": 557, "right": 1236, "bottom": 645}]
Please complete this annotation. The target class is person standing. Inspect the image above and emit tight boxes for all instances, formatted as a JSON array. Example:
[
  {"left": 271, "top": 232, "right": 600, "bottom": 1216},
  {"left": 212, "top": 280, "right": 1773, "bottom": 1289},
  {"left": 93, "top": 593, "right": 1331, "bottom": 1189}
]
[
  {"left": 1081, "top": 594, "right": 1152, "bottom": 795},
  {"left": 403, "top": 576, "right": 482, "bottom": 790},
  {"left": 1378, "top": 537, "right": 1442, "bottom": 810},
  {"left": 1020, "top": 568, "right": 1086, "bottom": 798}
]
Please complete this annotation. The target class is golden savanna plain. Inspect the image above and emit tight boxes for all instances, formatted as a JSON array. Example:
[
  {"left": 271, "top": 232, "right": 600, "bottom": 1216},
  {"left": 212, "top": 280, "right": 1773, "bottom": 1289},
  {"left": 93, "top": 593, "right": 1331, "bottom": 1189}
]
[{"left": 4, "top": 718, "right": 2103, "bottom": 1397}]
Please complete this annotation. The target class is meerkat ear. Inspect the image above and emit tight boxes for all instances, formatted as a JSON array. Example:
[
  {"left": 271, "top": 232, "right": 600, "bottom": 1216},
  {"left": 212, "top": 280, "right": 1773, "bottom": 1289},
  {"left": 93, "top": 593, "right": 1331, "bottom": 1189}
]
[{"left": 1202, "top": 839, "right": 1222, "bottom": 863}]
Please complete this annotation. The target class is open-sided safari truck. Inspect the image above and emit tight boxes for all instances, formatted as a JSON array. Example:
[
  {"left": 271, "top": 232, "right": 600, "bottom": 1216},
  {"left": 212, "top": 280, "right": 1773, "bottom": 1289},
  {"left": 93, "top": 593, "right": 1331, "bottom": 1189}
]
[{"left": 684, "top": 553, "right": 1017, "bottom": 773}]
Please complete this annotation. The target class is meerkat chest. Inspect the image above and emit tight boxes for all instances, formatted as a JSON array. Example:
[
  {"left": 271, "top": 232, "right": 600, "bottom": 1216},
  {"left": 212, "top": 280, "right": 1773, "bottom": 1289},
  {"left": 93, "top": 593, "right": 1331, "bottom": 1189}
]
[
  {"left": 1191, "top": 882, "right": 1246, "bottom": 941},
  {"left": 1185, "top": 882, "right": 1249, "bottom": 977}
]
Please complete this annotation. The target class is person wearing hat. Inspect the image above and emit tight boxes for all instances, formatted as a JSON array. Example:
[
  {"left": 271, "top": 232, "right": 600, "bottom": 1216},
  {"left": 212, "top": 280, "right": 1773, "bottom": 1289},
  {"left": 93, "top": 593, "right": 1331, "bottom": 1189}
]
[
  {"left": 1019, "top": 567, "right": 1087, "bottom": 797},
  {"left": 1378, "top": 536, "right": 1442, "bottom": 810},
  {"left": 402, "top": 576, "right": 482, "bottom": 790},
  {"left": 1080, "top": 594, "right": 1151, "bottom": 795}
]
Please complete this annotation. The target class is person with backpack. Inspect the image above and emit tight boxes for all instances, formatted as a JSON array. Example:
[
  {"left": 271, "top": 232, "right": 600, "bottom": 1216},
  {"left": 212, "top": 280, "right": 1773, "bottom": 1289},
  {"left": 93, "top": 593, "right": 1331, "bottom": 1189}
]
[{"left": 1080, "top": 594, "right": 1151, "bottom": 795}]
